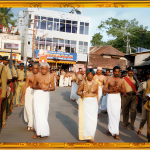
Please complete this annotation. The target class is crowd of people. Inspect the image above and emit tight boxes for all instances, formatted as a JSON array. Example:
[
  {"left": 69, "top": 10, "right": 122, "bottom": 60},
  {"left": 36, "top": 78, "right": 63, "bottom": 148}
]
[{"left": 0, "top": 56, "right": 150, "bottom": 143}]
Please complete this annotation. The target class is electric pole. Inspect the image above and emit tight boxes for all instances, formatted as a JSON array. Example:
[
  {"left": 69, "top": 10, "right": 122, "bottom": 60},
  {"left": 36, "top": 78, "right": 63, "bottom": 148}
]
[{"left": 124, "top": 32, "right": 131, "bottom": 54}]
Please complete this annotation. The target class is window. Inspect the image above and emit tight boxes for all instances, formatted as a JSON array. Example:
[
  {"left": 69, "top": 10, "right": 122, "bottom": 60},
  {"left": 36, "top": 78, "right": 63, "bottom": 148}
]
[
  {"left": 28, "top": 14, "right": 32, "bottom": 28},
  {"left": 84, "top": 23, "right": 89, "bottom": 35},
  {"left": 80, "top": 22, "right": 89, "bottom": 35},
  {"left": 78, "top": 41, "right": 88, "bottom": 54},
  {"left": 71, "top": 40, "right": 76, "bottom": 53},
  {"left": 40, "top": 16, "right": 46, "bottom": 30},
  {"left": 54, "top": 18, "right": 59, "bottom": 31},
  {"left": 66, "top": 20, "right": 71, "bottom": 33},
  {"left": 47, "top": 17, "right": 53, "bottom": 30},
  {"left": 72, "top": 21, "right": 77, "bottom": 34},
  {"left": 46, "top": 38, "right": 53, "bottom": 51},
  {"left": 60, "top": 19, "right": 65, "bottom": 32},
  {"left": 34, "top": 16, "right": 40, "bottom": 29}
]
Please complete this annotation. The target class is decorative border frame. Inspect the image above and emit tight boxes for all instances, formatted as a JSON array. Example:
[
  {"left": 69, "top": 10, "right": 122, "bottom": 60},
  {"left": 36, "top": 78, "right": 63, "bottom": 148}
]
[
  {"left": 0, "top": 0, "right": 150, "bottom": 148},
  {"left": 0, "top": 1, "right": 150, "bottom": 8}
]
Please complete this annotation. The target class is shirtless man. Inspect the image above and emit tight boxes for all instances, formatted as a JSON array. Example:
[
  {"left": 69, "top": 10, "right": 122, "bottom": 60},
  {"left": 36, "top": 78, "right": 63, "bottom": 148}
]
[
  {"left": 93, "top": 67, "right": 106, "bottom": 117},
  {"left": 20, "top": 63, "right": 39, "bottom": 131},
  {"left": 103, "top": 66, "right": 126, "bottom": 140},
  {"left": 101, "top": 69, "right": 110, "bottom": 113},
  {"left": 32, "top": 63, "right": 55, "bottom": 139},
  {"left": 77, "top": 68, "right": 99, "bottom": 143},
  {"left": 82, "top": 68, "right": 86, "bottom": 81},
  {"left": 64, "top": 70, "right": 69, "bottom": 87}
]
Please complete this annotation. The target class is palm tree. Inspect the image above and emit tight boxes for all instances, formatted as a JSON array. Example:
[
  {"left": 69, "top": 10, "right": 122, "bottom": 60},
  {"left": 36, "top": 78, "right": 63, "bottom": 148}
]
[{"left": 0, "top": 8, "right": 17, "bottom": 28}]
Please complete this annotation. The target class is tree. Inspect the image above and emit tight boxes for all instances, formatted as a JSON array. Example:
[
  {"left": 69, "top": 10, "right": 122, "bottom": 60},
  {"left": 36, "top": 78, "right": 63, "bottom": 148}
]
[
  {"left": 97, "top": 17, "right": 150, "bottom": 53},
  {"left": 90, "top": 32, "right": 106, "bottom": 46},
  {"left": 0, "top": 8, "right": 17, "bottom": 28}
]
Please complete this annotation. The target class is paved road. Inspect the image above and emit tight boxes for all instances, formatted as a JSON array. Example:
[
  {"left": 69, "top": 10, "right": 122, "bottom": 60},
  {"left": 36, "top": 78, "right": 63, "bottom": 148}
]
[{"left": 0, "top": 87, "right": 148, "bottom": 142}]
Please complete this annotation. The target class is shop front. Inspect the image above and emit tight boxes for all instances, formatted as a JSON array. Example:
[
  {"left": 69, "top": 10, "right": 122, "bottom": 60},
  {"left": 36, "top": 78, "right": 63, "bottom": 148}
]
[{"left": 34, "top": 49, "right": 77, "bottom": 70}]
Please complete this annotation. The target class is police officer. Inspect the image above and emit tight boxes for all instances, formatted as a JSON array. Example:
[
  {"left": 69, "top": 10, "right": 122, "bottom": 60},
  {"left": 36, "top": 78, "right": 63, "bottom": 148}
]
[
  {"left": 136, "top": 70, "right": 149, "bottom": 135},
  {"left": 1, "top": 56, "right": 12, "bottom": 127},
  {"left": 10, "top": 60, "right": 18, "bottom": 112},
  {"left": 27, "top": 64, "right": 33, "bottom": 76},
  {"left": 15, "top": 63, "right": 26, "bottom": 107},
  {"left": 143, "top": 71, "right": 150, "bottom": 142},
  {"left": 122, "top": 66, "right": 138, "bottom": 130},
  {"left": 0, "top": 56, "right": 7, "bottom": 127}
]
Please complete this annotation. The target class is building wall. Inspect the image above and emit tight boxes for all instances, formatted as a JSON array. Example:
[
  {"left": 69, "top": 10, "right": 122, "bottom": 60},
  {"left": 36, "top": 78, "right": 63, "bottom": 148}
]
[
  {"left": 134, "top": 52, "right": 150, "bottom": 66},
  {"left": 17, "top": 8, "right": 90, "bottom": 62}
]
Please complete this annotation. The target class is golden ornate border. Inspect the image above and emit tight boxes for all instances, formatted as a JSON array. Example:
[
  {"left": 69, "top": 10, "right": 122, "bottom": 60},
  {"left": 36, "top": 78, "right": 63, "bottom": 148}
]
[
  {"left": 0, "top": 1, "right": 150, "bottom": 8},
  {"left": 0, "top": 0, "right": 150, "bottom": 149},
  {"left": 0, "top": 142, "right": 150, "bottom": 148}
]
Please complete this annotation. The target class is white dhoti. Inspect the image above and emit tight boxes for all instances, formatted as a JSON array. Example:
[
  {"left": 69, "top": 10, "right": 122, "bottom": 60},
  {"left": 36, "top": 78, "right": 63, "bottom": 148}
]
[
  {"left": 107, "top": 93, "right": 121, "bottom": 136},
  {"left": 24, "top": 87, "right": 34, "bottom": 129},
  {"left": 33, "top": 90, "right": 50, "bottom": 137},
  {"left": 70, "top": 82, "right": 76, "bottom": 100},
  {"left": 98, "top": 86, "right": 103, "bottom": 114},
  {"left": 79, "top": 96, "right": 98, "bottom": 140},
  {"left": 64, "top": 77, "right": 69, "bottom": 87},
  {"left": 68, "top": 77, "right": 72, "bottom": 86},
  {"left": 75, "top": 84, "right": 80, "bottom": 101},
  {"left": 101, "top": 93, "right": 108, "bottom": 111},
  {"left": 59, "top": 75, "right": 64, "bottom": 87},
  {"left": 54, "top": 77, "right": 56, "bottom": 87}
]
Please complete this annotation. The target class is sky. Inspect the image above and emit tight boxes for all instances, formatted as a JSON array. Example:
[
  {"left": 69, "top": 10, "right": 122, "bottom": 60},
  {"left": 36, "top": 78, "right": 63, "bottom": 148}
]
[{"left": 11, "top": 8, "right": 150, "bottom": 47}]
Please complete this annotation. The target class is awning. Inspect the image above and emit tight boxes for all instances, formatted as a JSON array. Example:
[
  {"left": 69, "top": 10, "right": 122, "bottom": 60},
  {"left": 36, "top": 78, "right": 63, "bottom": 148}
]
[{"left": 35, "top": 59, "right": 76, "bottom": 64}]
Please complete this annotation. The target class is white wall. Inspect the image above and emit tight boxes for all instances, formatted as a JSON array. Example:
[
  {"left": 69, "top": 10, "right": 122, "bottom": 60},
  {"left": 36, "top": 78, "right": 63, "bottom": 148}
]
[{"left": 134, "top": 52, "right": 150, "bottom": 66}]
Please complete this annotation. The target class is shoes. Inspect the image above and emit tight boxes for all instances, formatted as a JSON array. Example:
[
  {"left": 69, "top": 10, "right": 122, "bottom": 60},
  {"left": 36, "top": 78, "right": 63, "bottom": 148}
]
[
  {"left": 6, "top": 116, "right": 10, "bottom": 119},
  {"left": 14, "top": 104, "right": 18, "bottom": 107},
  {"left": 148, "top": 140, "right": 150, "bottom": 142},
  {"left": 130, "top": 126, "right": 135, "bottom": 130},
  {"left": 137, "top": 130, "right": 141, "bottom": 135},
  {"left": 123, "top": 125, "right": 127, "bottom": 129},
  {"left": 2, "top": 124, "right": 6, "bottom": 127},
  {"left": 10, "top": 109, "right": 13, "bottom": 112},
  {"left": 20, "top": 105, "right": 23, "bottom": 107}
]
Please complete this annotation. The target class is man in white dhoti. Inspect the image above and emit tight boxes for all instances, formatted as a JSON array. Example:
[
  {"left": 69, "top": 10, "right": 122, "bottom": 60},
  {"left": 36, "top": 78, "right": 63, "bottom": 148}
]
[
  {"left": 101, "top": 69, "right": 110, "bottom": 112},
  {"left": 32, "top": 63, "right": 55, "bottom": 139},
  {"left": 76, "top": 71, "right": 83, "bottom": 105},
  {"left": 68, "top": 71, "right": 73, "bottom": 87},
  {"left": 93, "top": 67, "right": 106, "bottom": 117},
  {"left": 59, "top": 69, "right": 65, "bottom": 87},
  {"left": 70, "top": 70, "right": 78, "bottom": 101},
  {"left": 77, "top": 68, "right": 99, "bottom": 143},
  {"left": 64, "top": 70, "right": 69, "bottom": 87},
  {"left": 103, "top": 66, "right": 126, "bottom": 140},
  {"left": 20, "top": 63, "right": 40, "bottom": 131}
]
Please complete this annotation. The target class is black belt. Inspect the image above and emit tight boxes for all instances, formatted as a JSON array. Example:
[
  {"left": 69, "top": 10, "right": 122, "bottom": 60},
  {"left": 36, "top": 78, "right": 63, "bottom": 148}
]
[
  {"left": 18, "top": 80, "right": 24, "bottom": 82},
  {"left": 126, "top": 92, "right": 136, "bottom": 96}
]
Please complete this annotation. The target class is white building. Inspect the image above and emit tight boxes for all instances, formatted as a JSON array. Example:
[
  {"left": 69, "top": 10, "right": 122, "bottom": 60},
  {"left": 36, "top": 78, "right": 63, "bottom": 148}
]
[
  {"left": 0, "top": 33, "right": 21, "bottom": 60},
  {"left": 17, "top": 8, "right": 90, "bottom": 70}
]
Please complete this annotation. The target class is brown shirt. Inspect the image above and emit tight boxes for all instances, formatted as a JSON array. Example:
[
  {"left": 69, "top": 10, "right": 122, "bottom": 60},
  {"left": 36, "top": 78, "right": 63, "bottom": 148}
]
[
  {"left": 0, "top": 64, "right": 7, "bottom": 98},
  {"left": 124, "top": 76, "right": 136, "bottom": 93}
]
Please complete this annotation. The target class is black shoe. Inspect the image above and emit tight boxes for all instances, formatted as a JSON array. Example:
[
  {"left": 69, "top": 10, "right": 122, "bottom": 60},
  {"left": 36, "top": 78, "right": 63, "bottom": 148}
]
[{"left": 148, "top": 140, "right": 150, "bottom": 142}]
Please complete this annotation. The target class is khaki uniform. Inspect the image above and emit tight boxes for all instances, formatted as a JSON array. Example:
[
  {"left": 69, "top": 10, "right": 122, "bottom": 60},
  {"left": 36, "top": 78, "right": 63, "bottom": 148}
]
[
  {"left": 122, "top": 76, "right": 137, "bottom": 127},
  {"left": 15, "top": 69, "right": 25, "bottom": 106},
  {"left": 10, "top": 65, "right": 18, "bottom": 111},
  {"left": 27, "top": 70, "right": 32, "bottom": 76},
  {"left": 144, "top": 80, "right": 150, "bottom": 141},
  {"left": 2, "top": 65, "right": 12, "bottom": 125},
  {"left": 0, "top": 64, "right": 7, "bottom": 125}
]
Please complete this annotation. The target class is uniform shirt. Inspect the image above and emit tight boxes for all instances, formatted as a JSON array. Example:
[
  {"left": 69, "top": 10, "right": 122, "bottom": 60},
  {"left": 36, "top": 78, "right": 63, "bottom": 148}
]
[
  {"left": 27, "top": 70, "right": 32, "bottom": 76},
  {"left": 144, "top": 80, "right": 150, "bottom": 111},
  {"left": 5, "top": 65, "right": 12, "bottom": 80},
  {"left": 17, "top": 69, "right": 25, "bottom": 80},
  {"left": 0, "top": 64, "right": 7, "bottom": 98},
  {"left": 123, "top": 76, "right": 136, "bottom": 93},
  {"left": 11, "top": 65, "right": 18, "bottom": 77}
]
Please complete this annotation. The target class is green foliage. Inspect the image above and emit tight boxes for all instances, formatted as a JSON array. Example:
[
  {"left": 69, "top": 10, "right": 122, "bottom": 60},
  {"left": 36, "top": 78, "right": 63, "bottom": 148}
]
[
  {"left": 0, "top": 8, "right": 17, "bottom": 28},
  {"left": 91, "top": 17, "right": 150, "bottom": 53},
  {"left": 90, "top": 32, "right": 103, "bottom": 46}
]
